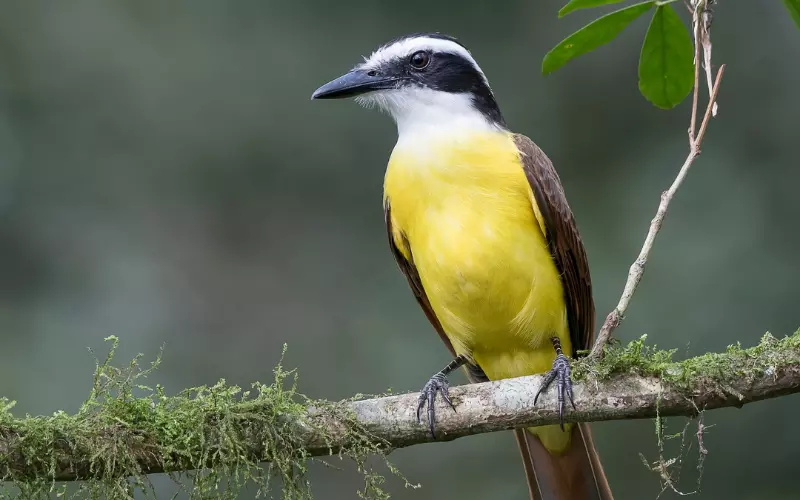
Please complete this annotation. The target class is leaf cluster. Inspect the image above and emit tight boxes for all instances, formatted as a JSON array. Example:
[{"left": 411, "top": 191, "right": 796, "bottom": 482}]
[{"left": 543, "top": 0, "right": 800, "bottom": 109}]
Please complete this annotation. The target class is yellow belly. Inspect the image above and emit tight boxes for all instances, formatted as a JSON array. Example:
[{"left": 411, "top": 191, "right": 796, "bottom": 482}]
[{"left": 384, "top": 129, "right": 573, "bottom": 452}]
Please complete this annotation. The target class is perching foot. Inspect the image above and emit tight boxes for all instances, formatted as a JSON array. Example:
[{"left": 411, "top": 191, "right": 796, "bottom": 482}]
[
  {"left": 533, "top": 337, "right": 576, "bottom": 431},
  {"left": 416, "top": 354, "right": 467, "bottom": 438}
]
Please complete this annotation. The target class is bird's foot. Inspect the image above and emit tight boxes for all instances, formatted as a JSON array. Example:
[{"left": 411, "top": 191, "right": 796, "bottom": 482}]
[
  {"left": 417, "top": 372, "right": 455, "bottom": 437},
  {"left": 534, "top": 337, "right": 576, "bottom": 431},
  {"left": 416, "top": 354, "right": 467, "bottom": 438}
]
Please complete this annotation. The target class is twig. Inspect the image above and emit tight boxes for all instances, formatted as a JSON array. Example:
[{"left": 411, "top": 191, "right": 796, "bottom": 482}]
[
  {"left": 587, "top": 2, "right": 726, "bottom": 359},
  {"left": 689, "top": 0, "right": 703, "bottom": 140},
  {"left": 696, "top": 413, "right": 708, "bottom": 458},
  {"left": 700, "top": 1, "right": 718, "bottom": 116},
  {"left": 695, "top": 66, "right": 725, "bottom": 147}
]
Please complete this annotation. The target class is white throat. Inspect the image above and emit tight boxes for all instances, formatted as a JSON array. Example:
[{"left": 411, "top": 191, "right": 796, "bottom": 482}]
[{"left": 357, "top": 87, "right": 498, "bottom": 139}]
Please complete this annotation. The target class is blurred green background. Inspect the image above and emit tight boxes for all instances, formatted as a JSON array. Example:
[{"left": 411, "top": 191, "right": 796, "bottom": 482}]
[{"left": 1, "top": 1, "right": 798, "bottom": 498}]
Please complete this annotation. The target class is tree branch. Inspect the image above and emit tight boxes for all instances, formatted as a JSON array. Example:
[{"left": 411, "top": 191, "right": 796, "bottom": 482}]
[
  {"left": 1, "top": 332, "right": 798, "bottom": 485},
  {"left": 588, "top": 0, "right": 725, "bottom": 358}
]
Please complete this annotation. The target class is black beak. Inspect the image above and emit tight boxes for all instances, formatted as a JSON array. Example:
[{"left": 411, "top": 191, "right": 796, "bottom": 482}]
[{"left": 311, "top": 68, "right": 398, "bottom": 100}]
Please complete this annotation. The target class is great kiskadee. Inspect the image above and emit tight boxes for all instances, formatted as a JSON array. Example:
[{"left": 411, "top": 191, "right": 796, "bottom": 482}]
[{"left": 312, "top": 33, "right": 613, "bottom": 500}]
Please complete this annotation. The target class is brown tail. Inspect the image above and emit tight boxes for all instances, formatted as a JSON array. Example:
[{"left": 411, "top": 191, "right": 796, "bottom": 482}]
[
  {"left": 462, "top": 363, "right": 610, "bottom": 499},
  {"left": 514, "top": 424, "right": 613, "bottom": 500}
]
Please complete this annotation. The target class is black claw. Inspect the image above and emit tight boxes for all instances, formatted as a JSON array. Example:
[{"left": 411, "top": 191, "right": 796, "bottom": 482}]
[
  {"left": 567, "top": 380, "right": 576, "bottom": 410},
  {"left": 533, "top": 337, "right": 576, "bottom": 431},
  {"left": 417, "top": 372, "right": 456, "bottom": 438},
  {"left": 416, "top": 355, "right": 467, "bottom": 438},
  {"left": 441, "top": 384, "right": 456, "bottom": 411},
  {"left": 534, "top": 370, "right": 557, "bottom": 406}
]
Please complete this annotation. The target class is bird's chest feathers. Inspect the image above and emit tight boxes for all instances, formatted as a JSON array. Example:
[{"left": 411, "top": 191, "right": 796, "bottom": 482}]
[
  {"left": 386, "top": 133, "right": 531, "bottom": 271},
  {"left": 384, "top": 131, "right": 566, "bottom": 348}
]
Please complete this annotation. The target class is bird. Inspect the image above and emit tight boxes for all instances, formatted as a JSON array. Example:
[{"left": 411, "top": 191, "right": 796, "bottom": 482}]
[{"left": 312, "top": 33, "right": 613, "bottom": 500}]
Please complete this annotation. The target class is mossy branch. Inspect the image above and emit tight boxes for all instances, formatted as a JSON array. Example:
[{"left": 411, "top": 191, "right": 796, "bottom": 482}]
[{"left": 2, "top": 331, "right": 800, "bottom": 498}]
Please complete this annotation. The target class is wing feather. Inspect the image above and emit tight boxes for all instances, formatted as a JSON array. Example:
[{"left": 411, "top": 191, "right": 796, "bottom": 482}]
[{"left": 512, "top": 134, "right": 595, "bottom": 353}]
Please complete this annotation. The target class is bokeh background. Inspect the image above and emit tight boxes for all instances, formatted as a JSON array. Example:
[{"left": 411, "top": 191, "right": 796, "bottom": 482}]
[{"left": 1, "top": 1, "right": 798, "bottom": 499}]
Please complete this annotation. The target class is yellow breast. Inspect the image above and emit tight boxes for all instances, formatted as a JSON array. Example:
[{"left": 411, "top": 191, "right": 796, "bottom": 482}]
[{"left": 384, "top": 130, "right": 571, "bottom": 376}]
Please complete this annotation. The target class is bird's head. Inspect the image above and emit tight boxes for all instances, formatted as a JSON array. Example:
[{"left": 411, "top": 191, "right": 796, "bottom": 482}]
[{"left": 311, "top": 33, "right": 506, "bottom": 134}]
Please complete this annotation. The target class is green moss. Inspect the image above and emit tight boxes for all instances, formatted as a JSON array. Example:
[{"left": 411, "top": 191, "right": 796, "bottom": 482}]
[
  {"left": 0, "top": 337, "right": 407, "bottom": 500},
  {"left": 573, "top": 335, "right": 676, "bottom": 381},
  {"left": 575, "top": 329, "right": 800, "bottom": 389},
  {"left": 574, "top": 329, "right": 800, "bottom": 493},
  {"left": 4, "top": 331, "right": 799, "bottom": 499}
]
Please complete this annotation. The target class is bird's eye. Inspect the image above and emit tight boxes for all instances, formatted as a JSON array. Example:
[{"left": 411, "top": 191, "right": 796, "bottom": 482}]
[{"left": 409, "top": 51, "right": 430, "bottom": 70}]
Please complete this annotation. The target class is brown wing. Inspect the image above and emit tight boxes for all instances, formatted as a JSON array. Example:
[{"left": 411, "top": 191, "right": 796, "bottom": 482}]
[
  {"left": 384, "top": 200, "right": 490, "bottom": 383},
  {"left": 512, "top": 134, "right": 595, "bottom": 353}
]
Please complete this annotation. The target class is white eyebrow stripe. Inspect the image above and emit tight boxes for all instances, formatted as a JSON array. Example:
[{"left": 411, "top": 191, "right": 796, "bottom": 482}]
[{"left": 360, "top": 36, "right": 486, "bottom": 82}]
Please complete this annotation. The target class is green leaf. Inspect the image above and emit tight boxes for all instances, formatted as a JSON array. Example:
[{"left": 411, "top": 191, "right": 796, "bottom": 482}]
[
  {"left": 558, "top": 0, "right": 627, "bottom": 18},
  {"left": 542, "top": 1, "right": 655, "bottom": 75},
  {"left": 783, "top": 0, "right": 800, "bottom": 30},
  {"left": 638, "top": 4, "right": 694, "bottom": 109}
]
